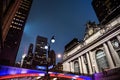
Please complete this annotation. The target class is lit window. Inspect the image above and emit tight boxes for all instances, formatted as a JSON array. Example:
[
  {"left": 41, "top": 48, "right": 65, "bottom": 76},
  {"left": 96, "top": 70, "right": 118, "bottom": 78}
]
[
  {"left": 20, "top": 20, "right": 24, "bottom": 22},
  {"left": 10, "top": 25, "right": 12, "bottom": 27},
  {"left": 17, "top": 27, "right": 20, "bottom": 30},
  {"left": 16, "top": 19, "right": 19, "bottom": 21},
  {"left": 13, "top": 26, "right": 16, "bottom": 29},
  {"left": 20, "top": 23, "right": 22, "bottom": 26}
]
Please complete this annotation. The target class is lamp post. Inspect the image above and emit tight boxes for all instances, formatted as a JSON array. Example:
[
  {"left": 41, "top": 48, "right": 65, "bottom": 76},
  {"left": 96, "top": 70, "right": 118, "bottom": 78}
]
[{"left": 45, "top": 36, "right": 55, "bottom": 80}]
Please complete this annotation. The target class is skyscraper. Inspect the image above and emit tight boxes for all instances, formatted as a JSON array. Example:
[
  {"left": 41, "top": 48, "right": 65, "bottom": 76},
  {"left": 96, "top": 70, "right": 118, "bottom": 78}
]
[
  {"left": 92, "top": 0, "right": 120, "bottom": 24},
  {"left": 27, "top": 43, "right": 34, "bottom": 56},
  {"left": 0, "top": 0, "right": 33, "bottom": 66},
  {"left": 22, "top": 43, "right": 33, "bottom": 68},
  {"left": 32, "top": 36, "right": 47, "bottom": 68},
  {"left": 0, "top": 0, "right": 16, "bottom": 60},
  {"left": 48, "top": 50, "right": 56, "bottom": 66}
]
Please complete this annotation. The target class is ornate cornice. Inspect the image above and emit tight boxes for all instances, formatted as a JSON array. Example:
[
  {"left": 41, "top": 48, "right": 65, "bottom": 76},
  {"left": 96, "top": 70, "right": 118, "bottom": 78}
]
[{"left": 63, "top": 24, "right": 120, "bottom": 63}]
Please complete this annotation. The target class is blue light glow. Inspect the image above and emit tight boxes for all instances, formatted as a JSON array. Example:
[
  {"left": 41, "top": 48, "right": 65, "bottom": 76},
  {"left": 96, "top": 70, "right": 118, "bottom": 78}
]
[
  {"left": 48, "top": 65, "right": 53, "bottom": 69},
  {"left": 0, "top": 65, "right": 45, "bottom": 76},
  {"left": 36, "top": 65, "right": 46, "bottom": 70},
  {"left": 0, "top": 65, "right": 92, "bottom": 80}
]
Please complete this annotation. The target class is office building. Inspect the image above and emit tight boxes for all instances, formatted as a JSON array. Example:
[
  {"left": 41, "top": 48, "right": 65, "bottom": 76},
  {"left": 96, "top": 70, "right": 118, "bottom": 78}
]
[
  {"left": 48, "top": 50, "right": 56, "bottom": 66},
  {"left": 22, "top": 43, "right": 33, "bottom": 68},
  {"left": 0, "top": 0, "right": 33, "bottom": 66},
  {"left": 27, "top": 43, "right": 34, "bottom": 59},
  {"left": 92, "top": 0, "right": 120, "bottom": 25},
  {"left": 32, "top": 35, "right": 47, "bottom": 68},
  {"left": 53, "top": 62, "right": 63, "bottom": 73}
]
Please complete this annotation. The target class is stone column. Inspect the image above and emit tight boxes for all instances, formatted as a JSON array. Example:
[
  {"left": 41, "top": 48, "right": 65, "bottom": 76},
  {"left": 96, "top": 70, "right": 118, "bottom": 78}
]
[
  {"left": 69, "top": 62, "right": 71, "bottom": 72},
  {"left": 89, "top": 51, "right": 99, "bottom": 73},
  {"left": 103, "top": 43, "right": 115, "bottom": 68},
  {"left": 107, "top": 41, "right": 120, "bottom": 67},
  {"left": 81, "top": 55, "right": 87, "bottom": 74},
  {"left": 86, "top": 53, "right": 92, "bottom": 74},
  {"left": 78, "top": 57, "right": 83, "bottom": 74},
  {"left": 117, "top": 35, "right": 120, "bottom": 42},
  {"left": 70, "top": 61, "right": 74, "bottom": 73}
]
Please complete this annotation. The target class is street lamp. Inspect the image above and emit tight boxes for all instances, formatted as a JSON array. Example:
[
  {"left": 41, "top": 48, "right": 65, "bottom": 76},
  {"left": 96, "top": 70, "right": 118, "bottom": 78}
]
[
  {"left": 56, "top": 53, "right": 62, "bottom": 63},
  {"left": 45, "top": 36, "right": 55, "bottom": 80},
  {"left": 57, "top": 54, "right": 62, "bottom": 59}
]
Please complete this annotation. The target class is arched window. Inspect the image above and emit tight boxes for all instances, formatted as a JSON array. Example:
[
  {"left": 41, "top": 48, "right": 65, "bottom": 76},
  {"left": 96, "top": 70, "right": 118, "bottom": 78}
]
[
  {"left": 96, "top": 50, "right": 109, "bottom": 71},
  {"left": 74, "top": 61, "right": 79, "bottom": 74}
]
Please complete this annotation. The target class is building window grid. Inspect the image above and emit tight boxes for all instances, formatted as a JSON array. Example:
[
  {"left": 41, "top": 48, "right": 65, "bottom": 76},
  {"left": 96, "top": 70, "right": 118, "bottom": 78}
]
[
  {"left": 23, "top": 0, "right": 31, "bottom": 3},
  {"left": 20, "top": 3, "right": 30, "bottom": 8},
  {"left": 13, "top": 18, "right": 24, "bottom": 23},
  {"left": 16, "top": 11, "right": 26, "bottom": 16},
  {"left": 16, "top": 12, "right": 26, "bottom": 18},
  {"left": 20, "top": 6, "right": 29, "bottom": 11},
  {"left": 15, "top": 14, "right": 25, "bottom": 19},
  {"left": 12, "top": 21, "right": 23, "bottom": 27},
  {"left": 21, "top": 3, "right": 31, "bottom": 8},
  {"left": 10, "top": 24, "right": 22, "bottom": 30}
]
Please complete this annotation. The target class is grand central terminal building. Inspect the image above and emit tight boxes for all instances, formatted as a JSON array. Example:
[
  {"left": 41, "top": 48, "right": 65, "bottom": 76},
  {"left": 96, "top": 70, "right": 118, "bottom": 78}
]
[{"left": 62, "top": 17, "right": 120, "bottom": 75}]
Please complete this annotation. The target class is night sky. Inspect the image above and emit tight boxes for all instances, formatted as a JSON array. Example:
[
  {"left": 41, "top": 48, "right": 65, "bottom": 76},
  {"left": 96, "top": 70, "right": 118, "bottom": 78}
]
[{"left": 16, "top": 0, "right": 99, "bottom": 63}]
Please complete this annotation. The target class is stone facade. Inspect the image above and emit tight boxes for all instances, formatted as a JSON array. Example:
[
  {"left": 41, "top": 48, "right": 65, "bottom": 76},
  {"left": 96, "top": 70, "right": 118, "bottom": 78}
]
[{"left": 62, "top": 17, "right": 120, "bottom": 75}]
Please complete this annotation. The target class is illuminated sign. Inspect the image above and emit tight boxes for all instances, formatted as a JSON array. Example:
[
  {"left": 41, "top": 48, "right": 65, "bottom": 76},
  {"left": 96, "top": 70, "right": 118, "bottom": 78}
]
[
  {"left": 48, "top": 65, "right": 53, "bottom": 69},
  {"left": 36, "top": 66, "right": 46, "bottom": 70}
]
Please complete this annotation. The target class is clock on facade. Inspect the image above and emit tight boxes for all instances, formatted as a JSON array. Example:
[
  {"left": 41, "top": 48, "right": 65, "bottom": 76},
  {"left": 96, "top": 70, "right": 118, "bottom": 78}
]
[
  {"left": 112, "top": 39, "right": 119, "bottom": 48},
  {"left": 88, "top": 28, "right": 94, "bottom": 36}
]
